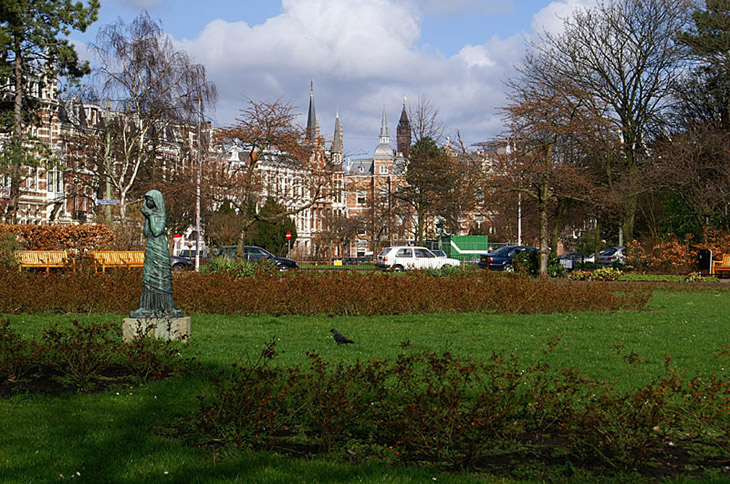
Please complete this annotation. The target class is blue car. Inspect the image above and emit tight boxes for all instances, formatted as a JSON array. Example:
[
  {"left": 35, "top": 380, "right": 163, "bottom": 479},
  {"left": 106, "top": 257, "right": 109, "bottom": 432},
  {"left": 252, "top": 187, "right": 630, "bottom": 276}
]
[{"left": 478, "top": 245, "right": 537, "bottom": 272}]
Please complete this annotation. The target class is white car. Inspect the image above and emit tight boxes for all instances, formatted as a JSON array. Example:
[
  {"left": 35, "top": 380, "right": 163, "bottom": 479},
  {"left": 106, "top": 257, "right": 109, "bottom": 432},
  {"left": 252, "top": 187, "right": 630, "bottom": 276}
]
[{"left": 375, "top": 246, "right": 461, "bottom": 272}]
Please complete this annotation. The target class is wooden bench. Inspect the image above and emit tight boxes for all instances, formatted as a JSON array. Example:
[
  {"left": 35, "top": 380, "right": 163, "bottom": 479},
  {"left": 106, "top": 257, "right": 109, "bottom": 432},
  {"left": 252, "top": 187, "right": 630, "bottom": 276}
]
[
  {"left": 713, "top": 254, "right": 730, "bottom": 277},
  {"left": 93, "top": 251, "right": 145, "bottom": 273},
  {"left": 16, "top": 250, "right": 75, "bottom": 273}
]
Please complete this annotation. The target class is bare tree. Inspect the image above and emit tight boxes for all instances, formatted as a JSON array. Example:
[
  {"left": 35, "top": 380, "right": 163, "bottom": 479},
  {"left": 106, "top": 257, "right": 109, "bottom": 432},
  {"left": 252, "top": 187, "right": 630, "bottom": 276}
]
[
  {"left": 210, "top": 99, "right": 334, "bottom": 254},
  {"left": 443, "top": 134, "right": 489, "bottom": 235},
  {"left": 500, "top": 70, "right": 599, "bottom": 276},
  {"left": 650, "top": 125, "right": 730, "bottom": 235},
  {"left": 528, "top": 0, "right": 691, "bottom": 242},
  {"left": 316, "top": 214, "right": 364, "bottom": 258},
  {"left": 89, "top": 11, "right": 216, "bottom": 220},
  {"left": 407, "top": 94, "right": 446, "bottom": 144}
]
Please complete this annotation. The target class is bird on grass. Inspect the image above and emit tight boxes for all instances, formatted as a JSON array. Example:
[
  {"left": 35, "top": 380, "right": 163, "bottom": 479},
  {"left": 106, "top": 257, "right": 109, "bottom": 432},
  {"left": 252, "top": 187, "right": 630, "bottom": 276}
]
[{"left": 330, "top": 328, "right": 355, "bottom": 345}]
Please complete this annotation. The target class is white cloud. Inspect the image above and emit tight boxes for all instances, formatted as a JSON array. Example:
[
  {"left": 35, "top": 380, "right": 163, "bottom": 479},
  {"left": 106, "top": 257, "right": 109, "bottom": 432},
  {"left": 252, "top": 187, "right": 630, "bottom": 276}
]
[
  {"left": 187, "top": 0, "right": 421, "bottom": 79},
  {"left": 457, "top": 44, "right": 496, "bottom": 69},
  {"left": 531, "top": 0, "right": 597, "bottom": 36},
  {"left": 177, "top": 0, "right": 528, "bottom": 153}
]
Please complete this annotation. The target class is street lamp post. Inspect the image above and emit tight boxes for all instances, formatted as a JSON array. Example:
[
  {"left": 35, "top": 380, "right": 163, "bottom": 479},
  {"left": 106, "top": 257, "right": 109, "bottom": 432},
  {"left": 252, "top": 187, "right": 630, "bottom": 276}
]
[
  {"left": 195, "top": 97, "right": 202, "bottom": 272},
  {"left": 511, "top": 139, "right": 522, "bottom": 246},
  {"left": 518, "top": 192, "right": 522, "bottom": 246}
]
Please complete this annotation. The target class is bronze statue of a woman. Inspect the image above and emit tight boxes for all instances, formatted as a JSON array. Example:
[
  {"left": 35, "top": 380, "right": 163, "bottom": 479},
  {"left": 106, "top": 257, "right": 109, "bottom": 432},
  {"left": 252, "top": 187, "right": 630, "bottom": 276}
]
[{"left": 130, "top": 190, "right": 183, "bottom": 318}]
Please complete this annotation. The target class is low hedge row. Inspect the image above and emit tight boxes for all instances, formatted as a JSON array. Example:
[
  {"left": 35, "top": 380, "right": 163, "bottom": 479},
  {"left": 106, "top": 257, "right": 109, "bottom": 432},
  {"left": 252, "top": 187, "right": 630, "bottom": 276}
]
[{"left": 0, "top": 269, "right": 652, "bottom": 315}]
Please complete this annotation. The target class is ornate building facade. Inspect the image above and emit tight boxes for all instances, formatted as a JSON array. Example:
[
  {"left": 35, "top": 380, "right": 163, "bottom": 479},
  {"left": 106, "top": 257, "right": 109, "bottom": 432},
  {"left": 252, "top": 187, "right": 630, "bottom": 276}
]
[
  {"left": 4, "top": 78, "right": 472, "bottom": 260},
  {"left": 344, "top": 103, "right": 413, "bottom": 257}
]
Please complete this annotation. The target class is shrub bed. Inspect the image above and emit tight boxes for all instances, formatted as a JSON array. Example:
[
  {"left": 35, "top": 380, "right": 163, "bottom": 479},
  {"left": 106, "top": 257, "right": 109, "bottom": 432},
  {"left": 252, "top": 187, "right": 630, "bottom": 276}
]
[
  {"left": 0, "top": 269, "right": 651, "bottom": 315},
  {"left": 187, "top": 338, "right": 730, "bottom": 477},
  {"left": 0, "top": 319, "right": 192, "bottom": 394}
]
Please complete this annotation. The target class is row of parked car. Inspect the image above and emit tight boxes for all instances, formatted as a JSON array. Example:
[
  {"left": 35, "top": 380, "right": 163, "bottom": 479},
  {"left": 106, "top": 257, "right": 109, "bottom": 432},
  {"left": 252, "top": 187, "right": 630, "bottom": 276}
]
[
  {"left": 174, "top": 243, "right": 626, "bottom": 273},
  {"left": 475, "top": 245, "right": 626, "bottom": 271},
  {"left": 171, "top": 245, "right": 299, "bottom": 272},
  {"left": 372, "top": 244, "right": 628, "bottom": 273},
  {"left": 559, "top": 246, "right": 626, "bottom": 268}
]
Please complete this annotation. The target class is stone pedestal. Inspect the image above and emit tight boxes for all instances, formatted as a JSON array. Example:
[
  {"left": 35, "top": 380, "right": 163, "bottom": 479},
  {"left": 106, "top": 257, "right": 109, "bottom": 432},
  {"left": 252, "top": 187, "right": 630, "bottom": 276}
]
[{"left": 122, "top": 317, "right": 191, "bottom": 343}]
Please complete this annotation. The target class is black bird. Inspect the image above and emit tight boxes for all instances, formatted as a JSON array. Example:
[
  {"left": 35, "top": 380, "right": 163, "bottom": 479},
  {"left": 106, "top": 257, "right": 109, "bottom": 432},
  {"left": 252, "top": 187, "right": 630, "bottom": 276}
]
[{"left": 330, "top": 328, "right": 355, "bottom": 345}]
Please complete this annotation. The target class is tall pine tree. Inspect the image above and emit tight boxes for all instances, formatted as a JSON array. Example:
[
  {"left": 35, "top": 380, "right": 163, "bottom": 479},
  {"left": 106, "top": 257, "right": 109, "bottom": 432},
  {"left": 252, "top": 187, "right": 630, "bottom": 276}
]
[
  {"left": 0, "top": 0, "right": 99, "bottom": 221},
  {"left": 678, "top": 0, "right": 730, "bottom": 129}
]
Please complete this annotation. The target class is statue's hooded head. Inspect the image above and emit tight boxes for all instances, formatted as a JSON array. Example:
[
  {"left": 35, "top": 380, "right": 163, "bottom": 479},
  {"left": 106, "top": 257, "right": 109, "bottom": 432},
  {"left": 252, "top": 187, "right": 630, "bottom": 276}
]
[{"left": 144, "top": 189, "right": 166, "bottom": 226}]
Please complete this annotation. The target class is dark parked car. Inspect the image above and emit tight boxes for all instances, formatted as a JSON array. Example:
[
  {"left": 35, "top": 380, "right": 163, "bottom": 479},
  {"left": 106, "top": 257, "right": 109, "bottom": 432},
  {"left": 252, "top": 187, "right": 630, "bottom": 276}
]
[
  {"left": 214, "top": 245, "right": 298, "bottom": 271},
  {"left": 558, "top": 252, "right": 595, "bottom": 270},
  {"left": 171, "top": 254, "right": 194, "bottom": 271},
  {"left": 171, "top": 249, "right": 208, "bottom": 271},
  {"left": 478, "top": 245, "right": 537, "bottom": 271},
  {"left": 597, "top": 246, "right": 626, "bottom": 266}
]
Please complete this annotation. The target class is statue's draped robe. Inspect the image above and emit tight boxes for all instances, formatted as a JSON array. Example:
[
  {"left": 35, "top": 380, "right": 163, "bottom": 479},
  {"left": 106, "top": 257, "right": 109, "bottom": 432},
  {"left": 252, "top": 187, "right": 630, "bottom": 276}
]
[{"left": 130, "top": 190, "right": 182, "bottom": 318}]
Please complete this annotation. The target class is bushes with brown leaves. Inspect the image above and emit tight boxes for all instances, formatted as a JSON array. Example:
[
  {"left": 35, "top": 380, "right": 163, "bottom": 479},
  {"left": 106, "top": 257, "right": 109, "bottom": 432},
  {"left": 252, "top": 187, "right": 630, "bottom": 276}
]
[
  {"left": 0, "top": 269, "right": 651, "bottom": 315},
  {"left": 0, "top": 224, "right": 114, "bottom": 252}
]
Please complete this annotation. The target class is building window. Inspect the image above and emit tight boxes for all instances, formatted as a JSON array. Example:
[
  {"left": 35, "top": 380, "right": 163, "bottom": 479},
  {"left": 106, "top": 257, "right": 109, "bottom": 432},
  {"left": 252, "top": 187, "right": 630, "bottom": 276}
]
[
  {"left": 379, "top": 186, "right": 389, "bottom": 203},
  {"left": 356, "top": 191, "right": 366, "bottom": 205},
  {"left": 379, "top": 165, "right": 388, "bottom": 175},
  {"left": 47, "top": 170, "right": 63, "bottom": 193},
  {"left": 0, "top": 175, "right": 9, "bottom": 198}
]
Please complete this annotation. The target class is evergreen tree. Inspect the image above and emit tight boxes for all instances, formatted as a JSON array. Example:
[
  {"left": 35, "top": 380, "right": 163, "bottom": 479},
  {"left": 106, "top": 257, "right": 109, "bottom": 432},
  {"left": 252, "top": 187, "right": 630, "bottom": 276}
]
[
  {"left": 0, "top": 0, "right": 99, "bottom": 221},
  {"left": 678, "top": 0, "right": 730, "bottom": 129},
  {"left": 394, "top": 137, "right": 451, "bottom": 245},
  {"left": 251, "top": 198, "right": 297, "bottom": 256},
  {"left": 650, "top": 1, "right": 730, "bottom": 238}
]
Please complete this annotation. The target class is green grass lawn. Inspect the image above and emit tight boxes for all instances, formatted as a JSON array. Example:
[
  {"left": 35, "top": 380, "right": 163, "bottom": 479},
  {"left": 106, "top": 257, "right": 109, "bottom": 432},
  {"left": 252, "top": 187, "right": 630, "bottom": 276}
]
[{"left": 2, "top": 289, "right": 730, "bottom": 483}]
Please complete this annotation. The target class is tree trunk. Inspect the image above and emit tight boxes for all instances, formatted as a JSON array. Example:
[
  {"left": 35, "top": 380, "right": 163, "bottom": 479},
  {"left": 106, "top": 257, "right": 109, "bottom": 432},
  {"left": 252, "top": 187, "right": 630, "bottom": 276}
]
[
  {"left": 538, "top": 183, "right": 550, "bottom": 277},
  {"left": 120, "top": 191, "right": 127, "bottom": 221},
  {"left": 621, "top": 142, "right": 639, "bottom": 244},
  {"left": 13, "top": 47, "right": 22, "bottom": 139},
  {"left": 416, "top": 206, "right": 425, "bottom": 246},
  {"left": 8, "top": 44, "right": 23, "bottom": 223},
  {"left": 551, "top": 199, "right": 566, "bottom": 254}
]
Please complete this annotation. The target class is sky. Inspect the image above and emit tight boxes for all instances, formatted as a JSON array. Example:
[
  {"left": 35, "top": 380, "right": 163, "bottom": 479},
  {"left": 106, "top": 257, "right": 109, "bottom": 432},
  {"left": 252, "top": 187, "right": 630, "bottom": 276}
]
[{"left": 69, "top": 0, "right": 595, "bottom": 159}]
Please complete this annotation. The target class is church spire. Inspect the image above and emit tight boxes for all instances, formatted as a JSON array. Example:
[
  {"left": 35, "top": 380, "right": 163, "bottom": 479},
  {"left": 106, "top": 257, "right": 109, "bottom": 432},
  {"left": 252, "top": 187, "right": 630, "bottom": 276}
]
[
  {"left": 306, "top": 81, "right": 317, "bottom": 143},
  {"left": 332, "top": 111, "right": 342, "bottom": 154},
  {"left": 379, "top": 108, "right": 390, "bottom": 145}
]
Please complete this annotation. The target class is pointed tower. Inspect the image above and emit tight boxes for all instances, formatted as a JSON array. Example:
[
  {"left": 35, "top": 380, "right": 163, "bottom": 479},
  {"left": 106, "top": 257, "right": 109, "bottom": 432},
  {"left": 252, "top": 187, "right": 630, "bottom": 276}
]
[
  {"left": 306, "top": 81, "right": 318, "bottom": 143},
  {"left": 332, "top": 112, "right": 342, "bottom": 153},
  {"left": 397, "top": 98, "right": 411, "bottom": 157},
  {"left": 374, "top": 107, "right": 394, "bottom": 165},
  {"left": 331, "top": 112, "right": 343, "bottom": 165},
  {"left": 379, "top": 108, "right": 390, "bottom": 145},
  {"left": 374, "top": 108, "right": 393, "bottom": 159}
]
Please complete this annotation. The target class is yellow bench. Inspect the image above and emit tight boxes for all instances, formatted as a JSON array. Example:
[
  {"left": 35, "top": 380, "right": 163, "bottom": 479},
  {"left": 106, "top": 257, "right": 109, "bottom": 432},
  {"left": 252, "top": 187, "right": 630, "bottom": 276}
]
[
  {"left": 16, "top": 250, "right": 75, "bottom": 273},
  {"left": 93, "top": 250, "right": 145, "bottom": 273},
  {"left": 713, "top": 254, "right": 730, "bottom": 277}
]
